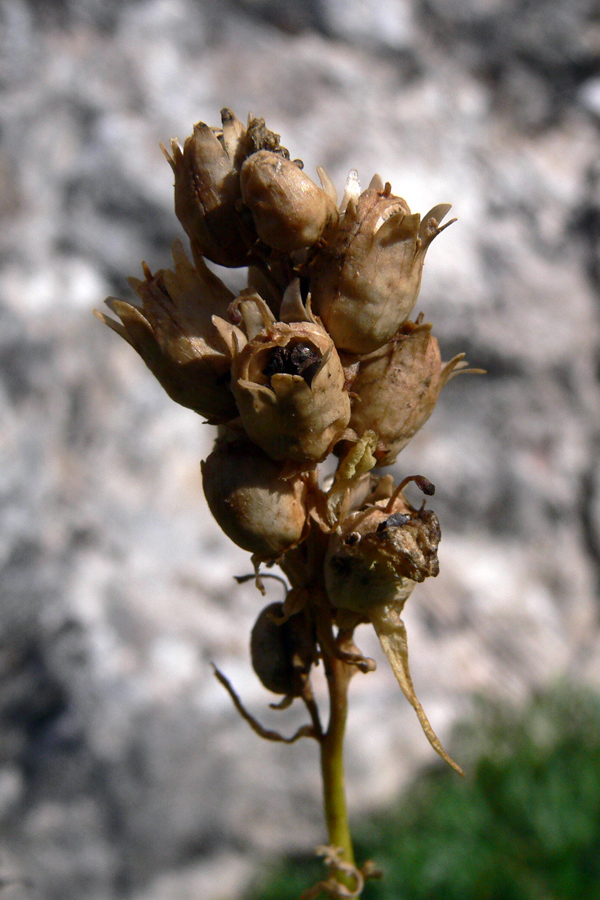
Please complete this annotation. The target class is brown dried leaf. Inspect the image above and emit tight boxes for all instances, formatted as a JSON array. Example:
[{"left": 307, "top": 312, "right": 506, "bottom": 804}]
[{"left": 370, "top": 604, "right": 463, "bottom": 775}]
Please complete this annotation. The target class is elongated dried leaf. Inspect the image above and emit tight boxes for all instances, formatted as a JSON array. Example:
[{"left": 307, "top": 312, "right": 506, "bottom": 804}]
[{"left": 370, "top": 604, "right": 463, "bottom": 775}]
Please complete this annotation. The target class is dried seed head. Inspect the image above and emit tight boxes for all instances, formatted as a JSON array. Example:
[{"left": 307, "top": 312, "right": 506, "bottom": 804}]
[
  {"left": 229, "top": 299, "right": 351, "bottom": 462},
  {"left": 310, "top": 181, "right": 454, "bottom": 353},
  {"left": 250, "top": 602, "right": 316, "bottom": 696},
  {"left": 96, "top": 239, "right": 237, "bottom": 421},
  {"left": 201, "top": 438, "right": 310, "bottom": 562},
  {"left": 164, "top": 109, "right": 253, "bottom": 268},
  {"left": 325, "top": 481, "right": 441, "bottom": 614},
  {"left": 240, "top": 150, "right": 339, "bottom": 252},
  {"left": 346, "top": 321, "right": 470, "bottom": 466}
]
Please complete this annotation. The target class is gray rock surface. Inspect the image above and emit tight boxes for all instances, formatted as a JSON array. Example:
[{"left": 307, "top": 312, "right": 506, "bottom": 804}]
[{"left": 1, "top": 0, "right": 600, "bottom": 897}]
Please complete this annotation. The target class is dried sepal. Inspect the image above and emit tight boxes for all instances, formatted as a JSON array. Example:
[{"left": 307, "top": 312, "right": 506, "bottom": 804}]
[
  {"left": 310, "top": 182, "right": 454, "bottom": 353},
  {"left": 95, "top": 240, "right": 237, "bottom": 421},
  {"left": 231, "top": 288, "right": 277, "bottom": 339},
  {"left": 279, "top": 278, "right": 317, "bottom": 325},
  {"left": 240, "top": 150, "right": 339, "bottom": 253}
]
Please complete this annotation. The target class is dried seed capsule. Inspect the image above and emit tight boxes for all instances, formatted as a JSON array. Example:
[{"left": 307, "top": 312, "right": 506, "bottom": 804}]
[
  {"left": 324, "top": 477, "right": 462, "bottom": 774},
  {"left": 240, "top": 150, "right": 339, "bottom": 252},
  {"left": 345, "top": 321, "right": 470, "bottom": 466},
  {"left": 163, "top": 108, "right": 252, "bottom": 267},
  {"left": 201, "top": 438, "right": 310, "bottom": 562},
  {"left": 324, "top": 481, "right": 441, "bottom": 614},
  {"left": 229, "top": 301, "right": 351, "bottom": 462},
  {"left": 250, "top": 602, "right": 316, "bottom": 696},
  {"left": 310, "top": 180, "right": 453, "bottom": 354},
  {"left": 96, "top": 240, "right": 237, "bottom": 422}
]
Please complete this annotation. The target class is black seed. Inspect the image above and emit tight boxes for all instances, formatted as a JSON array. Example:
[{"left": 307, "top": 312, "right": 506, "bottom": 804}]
[{"left": 263, "top": 342, "right": 321, "bottom": 385}]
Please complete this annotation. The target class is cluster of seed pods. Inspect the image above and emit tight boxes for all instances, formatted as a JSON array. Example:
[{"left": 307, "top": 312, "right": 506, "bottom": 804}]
[{"left": 98, "top": 108, "right": 476, "bottom": 774}]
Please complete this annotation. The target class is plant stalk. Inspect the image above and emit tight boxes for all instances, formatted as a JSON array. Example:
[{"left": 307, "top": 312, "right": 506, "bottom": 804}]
[{"left": 320, "top": 650, "right": 355, "bottom": 871}]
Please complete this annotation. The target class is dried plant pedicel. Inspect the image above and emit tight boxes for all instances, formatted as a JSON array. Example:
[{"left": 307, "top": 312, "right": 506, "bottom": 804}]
[{"left": 97, "top": 108, "right": 479, "bottom": 898}]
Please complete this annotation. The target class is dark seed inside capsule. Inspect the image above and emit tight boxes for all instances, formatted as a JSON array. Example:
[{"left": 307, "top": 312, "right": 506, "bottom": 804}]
[{"left": 263, "top": 342, "right": 322, "bottom": 385}]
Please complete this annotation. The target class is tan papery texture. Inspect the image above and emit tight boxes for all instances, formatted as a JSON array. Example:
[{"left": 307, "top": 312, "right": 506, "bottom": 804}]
[
  {"left": 98, "top": 105, "right": 474, "bottom": 788},
  {"left": 241, "top": 150, "right": 339, "bottom": 252},
  {"left": 164, "top": 109, "right": 251, "bottom": 267},
  {"left": 310, "top": 185, "right": 453, "bottom": 353},
  {"left": 201, "top": 438, "right": 310, "bottom": 561},
  {"left": 96, "top": 239, "right": 237, "bottom": 421},
  {"left": 371, "top": 604, "right": 463, "bottom": 774},
  {"left": 346, "top": 321, "right": 467, "bottom": 466},
  {"left": 230, "top": 317, "right": 351, "bottom": 462}
]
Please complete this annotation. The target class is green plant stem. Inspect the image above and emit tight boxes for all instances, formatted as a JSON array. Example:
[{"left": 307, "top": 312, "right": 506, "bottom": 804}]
[{"left": 320, "top": 651, "right": 355, "bottom": 871}]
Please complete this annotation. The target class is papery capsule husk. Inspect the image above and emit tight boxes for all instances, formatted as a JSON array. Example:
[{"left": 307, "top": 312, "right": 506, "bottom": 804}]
[
  {"left": 324, "top": 493, "right": 440, "bottom": 614},
  {"left": 165, "top": 110, "right": 252, "bottom": 268},
  {"left": 324, "top": 484, "right": 462, "bottom": 774},
  {"left": 250, "top": 602, "right": 317, "bottom": 696},
  {"left": 344, "top": 321, "right": 468, "bottom": 466},
  {"left": 310, "top": 183, "right": 453, "bottom": 354},
  {"left": 96, "top": 239, "right": 237, "bottom": 421},
  {"left": 230, "top": 316, "right": 351, "bottom": 462},
  {"left": 240, "top": 150, "right": 339, "bottom": 253},
  {"left": 201, "top": 437, "right": 310, "bottom": 561}
]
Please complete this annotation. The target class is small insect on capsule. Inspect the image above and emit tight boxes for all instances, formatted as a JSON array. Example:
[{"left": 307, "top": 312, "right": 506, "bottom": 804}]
[{"left": 376, "top": 512, "right": 411, "bottom": 533}]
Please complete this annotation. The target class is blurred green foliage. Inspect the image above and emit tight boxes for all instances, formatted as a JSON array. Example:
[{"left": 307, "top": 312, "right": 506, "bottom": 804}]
[{"left": 249, "top": 685, "right": 600, "bottom": 900}]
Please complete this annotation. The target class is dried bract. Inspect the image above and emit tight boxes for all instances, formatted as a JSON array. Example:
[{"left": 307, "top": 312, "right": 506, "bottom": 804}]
[{"left": 324, "top": 476, "right": 462, "bottom": 774}]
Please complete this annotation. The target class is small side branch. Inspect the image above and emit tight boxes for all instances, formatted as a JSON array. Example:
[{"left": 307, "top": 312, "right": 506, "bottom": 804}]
[
  {"left": 302, "top": 678, "right": 325, "bottom": 741},
  {"left": 213, "top": 665, "right": 317, "bottom": 743}
]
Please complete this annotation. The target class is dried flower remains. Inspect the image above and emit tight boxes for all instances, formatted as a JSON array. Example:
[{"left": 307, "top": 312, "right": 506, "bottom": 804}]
[{"left": 97, "top": 107, "right": 481, "bottom": 897}]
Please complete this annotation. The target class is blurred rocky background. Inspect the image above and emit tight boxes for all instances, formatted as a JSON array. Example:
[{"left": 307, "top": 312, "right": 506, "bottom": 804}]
[{"left": 1, "top": 0, "right": 600, "bottom": 897}]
